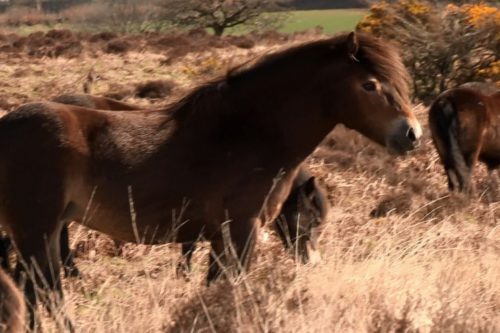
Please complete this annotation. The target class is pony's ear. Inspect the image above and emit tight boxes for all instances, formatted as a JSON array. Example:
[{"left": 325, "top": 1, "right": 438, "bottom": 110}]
[{"left": 346, "top": 32, "right": 359, "bottom": 60}]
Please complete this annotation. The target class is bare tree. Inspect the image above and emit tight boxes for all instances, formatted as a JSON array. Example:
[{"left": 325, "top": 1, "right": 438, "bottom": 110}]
[
  {"left": 161, "top": 0, "right": 291, "bottom": 36},
  {"left": 104, "top": 0, "right": 162, "bottom": 33}
]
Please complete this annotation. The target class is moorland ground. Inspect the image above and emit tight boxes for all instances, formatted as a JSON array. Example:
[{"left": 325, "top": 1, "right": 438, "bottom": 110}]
[{"left": 0, "top": 27, "right": 498, "bottom": 333}]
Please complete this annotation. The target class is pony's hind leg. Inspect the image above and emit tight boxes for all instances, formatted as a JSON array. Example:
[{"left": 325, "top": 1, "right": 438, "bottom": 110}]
[
  {"left": 13, "top": 229, "right": 63, "bottom": 330},
  {"left": 10, "top": 212, "right": 73, "bottom": 331}
]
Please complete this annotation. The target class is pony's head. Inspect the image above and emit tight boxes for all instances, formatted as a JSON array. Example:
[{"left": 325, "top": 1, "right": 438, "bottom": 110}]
[
  {"left": 320, "top": 32, "right": 422, "bottom": 154},
  {"left": 276, "top": 176, "right": 328, "bottom": 264}
]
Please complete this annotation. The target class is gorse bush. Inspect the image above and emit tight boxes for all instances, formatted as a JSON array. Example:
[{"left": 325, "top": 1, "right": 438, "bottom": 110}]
[{"left": 357, "top": 0, "right": 500, "bottom": 102}]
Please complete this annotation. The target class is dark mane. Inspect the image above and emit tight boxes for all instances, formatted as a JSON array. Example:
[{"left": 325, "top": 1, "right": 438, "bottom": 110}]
[
  {"left": 354, "top": 33, "right": 411, "bottom": 104},
  {"left": 167, "top": 32, "right": 410, "bottom": 122}
]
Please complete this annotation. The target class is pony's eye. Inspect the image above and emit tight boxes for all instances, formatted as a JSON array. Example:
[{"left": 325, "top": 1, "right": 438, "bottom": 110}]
[{"left": 362, "top": 81, "right": 377, "bottom": 92}]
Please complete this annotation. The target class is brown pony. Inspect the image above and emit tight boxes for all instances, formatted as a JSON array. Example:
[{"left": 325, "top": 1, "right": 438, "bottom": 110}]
[
  {"left": 48, "top": 95, "right": 328, "bottom": 276},
  {"left": 0, "top": 32, "right": 420, "bottom": 328},
  {"left": 0, "top": 268, "right": 25, "bottom": 333},
  {"left": 429, "top": 84, "right": 500, "bottom": 192}
]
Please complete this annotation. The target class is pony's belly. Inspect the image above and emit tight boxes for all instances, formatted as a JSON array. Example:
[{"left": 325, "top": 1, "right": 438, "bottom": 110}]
[
  {"left": 480, "top": 154, "right": 500, "bottom": 170},
  {"left": 71, "top": 200, "right": 206, "bottom": 245}
]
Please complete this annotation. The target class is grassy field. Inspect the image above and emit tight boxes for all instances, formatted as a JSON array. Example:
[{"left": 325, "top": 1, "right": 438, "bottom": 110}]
[
  {"left": 280, "top": 9, "right": 366, "bottom": 33},
  {"left": 0, "top": 29, "right": 498, "bottom": 333}
]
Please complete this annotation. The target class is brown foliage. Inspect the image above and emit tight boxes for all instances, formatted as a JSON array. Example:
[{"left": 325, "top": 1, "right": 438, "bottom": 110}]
[
  {"left": 0, "top": 6, "right": 59, "bottom": 26},
  {"left": 45, "top": 29, "right": 74, "bottom": 41},
  {"left": 135, "top": 79, "right": 176, "bottom": 99},
  {"left": 370, "top": 191, "right": 413, "bottom": 217},
  {"left": 105, "top": 38, "right": 132, "bottom": 54},
  {"left": 224, "top": 35, "right": 255, "bottom": 49},
  {"left": 89, "top": 31, "right": 119, "bottom": 43}
]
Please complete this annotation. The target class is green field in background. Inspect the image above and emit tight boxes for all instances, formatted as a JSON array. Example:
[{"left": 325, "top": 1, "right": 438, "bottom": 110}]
[
  {"left": 5, "top": 9, "right": 367, "bottom": 36},
  {"left": 280, "top": 9, "right": 366, "bottom": 34}
]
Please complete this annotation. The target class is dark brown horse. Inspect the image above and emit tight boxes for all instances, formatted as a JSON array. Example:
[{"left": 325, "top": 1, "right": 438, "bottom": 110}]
[
  {"left": 0, "top": 268, "right": 25, "bottom": 333},
  {"left": 429, "top": 84, "right": 500, "bottom": 192},
  {"left": 0, "top": 32, "right": 420, "bottom": 328},
  {"left": 48, "top": 95, "right": 328, "bottom": 276}
]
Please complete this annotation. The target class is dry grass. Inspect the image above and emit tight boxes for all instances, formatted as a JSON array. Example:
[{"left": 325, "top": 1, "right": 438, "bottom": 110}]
[{"left": 0, "top": 34, "right": 498, "bottom": 333}]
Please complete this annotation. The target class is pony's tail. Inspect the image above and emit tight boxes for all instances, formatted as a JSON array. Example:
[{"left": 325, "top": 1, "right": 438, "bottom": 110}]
[{"left": 429, "top": 97, "right": 469, "bottom": 191}]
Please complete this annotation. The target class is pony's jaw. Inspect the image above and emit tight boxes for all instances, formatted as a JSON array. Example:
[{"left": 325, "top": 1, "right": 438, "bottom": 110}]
[{"left": 385, "top": 116, "right": 422, "bottom": 155}]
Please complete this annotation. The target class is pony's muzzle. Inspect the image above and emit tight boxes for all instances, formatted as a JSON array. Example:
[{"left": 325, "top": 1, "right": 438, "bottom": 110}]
[
  {"left": 306, "top": 242, "right": 322, "bottom": 265},
  {"left": 406, "top": 127, "right": 417, "bottom": 143},
  {"left": 387, "top": 117, "right": 422, "bottom": 155}
]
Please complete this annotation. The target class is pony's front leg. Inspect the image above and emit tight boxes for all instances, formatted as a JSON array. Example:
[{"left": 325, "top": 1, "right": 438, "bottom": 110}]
[
  {"left": 445, "top": 168, "right": 459, "bottom": 191},
  {"left": 206, "top": 217, "right": 259, "bottom": 285}
]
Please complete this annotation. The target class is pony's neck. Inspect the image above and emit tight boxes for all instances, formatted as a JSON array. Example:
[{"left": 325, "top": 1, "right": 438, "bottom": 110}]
[
  {"left": 169, "top": 48, "right": 343, "bottom": 168},
  {"left": 224, "top": 60, "right": 340, "bottom": 165}
]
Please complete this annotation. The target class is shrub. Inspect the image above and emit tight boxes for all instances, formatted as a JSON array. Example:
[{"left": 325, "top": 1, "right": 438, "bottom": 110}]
[
  {"left": 224, "top": 35, "right": 255, "bottom": 49},
  {"left": 104, "top": 38, "right": 132, "bottom": 54},
  {"left": 357, "top": 1, "right": 500, "bottom": 102},
  {"left": 0, "top": 6, "right": 59, "bottom": 26},
  {"left": 89, "top": 32, "right": 118, "bottom": 43},
  {"left": 135, "top": 80, "right": 176, "bottom": 99},
  {"left": 60, "top": 1, "right": 163, "bottom": 33}
]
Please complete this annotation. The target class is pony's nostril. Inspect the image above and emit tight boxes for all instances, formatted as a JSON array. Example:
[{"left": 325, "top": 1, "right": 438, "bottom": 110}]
[{"left": 406, "top": 127, "right": 417, "bottom": 142}]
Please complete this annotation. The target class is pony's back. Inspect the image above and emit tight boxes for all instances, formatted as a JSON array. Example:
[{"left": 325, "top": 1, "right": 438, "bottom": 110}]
[
  {"left": 52, "top": 94, "right": 142, "bottom": 111},
  {"left": 460, "top": 81, "right": 499, "bottom": 96}
]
